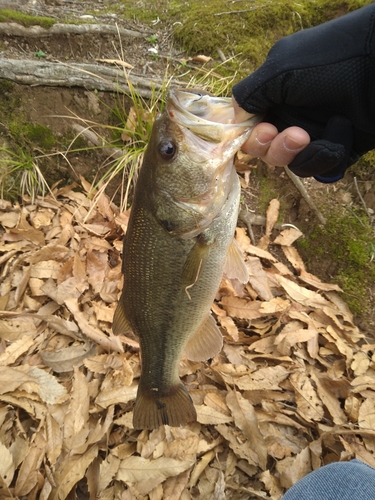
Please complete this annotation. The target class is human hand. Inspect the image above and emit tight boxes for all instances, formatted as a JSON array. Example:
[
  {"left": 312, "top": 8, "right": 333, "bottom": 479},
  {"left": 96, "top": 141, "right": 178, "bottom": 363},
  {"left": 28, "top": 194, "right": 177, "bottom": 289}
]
[
  {"left": 232, "top": 98, "right": 310, "bottom": 167},
  {"left": 232, "top": 4, "right": 375, "bottom": 183}
]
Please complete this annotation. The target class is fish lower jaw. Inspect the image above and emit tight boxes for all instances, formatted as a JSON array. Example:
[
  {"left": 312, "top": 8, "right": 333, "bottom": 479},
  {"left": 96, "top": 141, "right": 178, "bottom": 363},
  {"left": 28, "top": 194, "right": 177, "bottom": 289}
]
[{"left": 132, "top": 380, "right": 197, "bottom": 430}]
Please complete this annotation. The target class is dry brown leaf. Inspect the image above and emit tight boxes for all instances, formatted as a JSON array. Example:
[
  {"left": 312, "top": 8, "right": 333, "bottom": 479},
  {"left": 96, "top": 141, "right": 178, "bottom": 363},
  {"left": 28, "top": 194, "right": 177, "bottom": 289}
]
[
  {"left": 260, "top": 469, "right": 283, "bottom": 500},
  {"left": 218, "top": 315, "right": 239, "bottom": 341},
  {"left": 46, "top": 413, "right": 63, "bottom": 467},
  {"left": 163, "top": 468, "right": 191, "bottom": 500},
  {"left": 215, "top": 424, "right": 259, "bottom": 466},
  {"left": 116, "top": 456, "right": 194, "bottom": 495},
  {"left": 247, "top": 256, "right": 273, "bottom": 301},
  {"left": 63, "top": 366, "right": 90, "bottom": 450},
  {"left": 309, "top": 371, "right": 347, "bottom": 425},
  {"left": 97, "top": 57, "right": 134, "bottom": 69},
  {"left": 234, "top": 365, "right": 290, "bottom": 391},
  {"left": 0, "top": 334, "right": 35, "bottom": 365},
  {"left": 196, "top": 405, "right": 233, "bottom": 425},
  {"left": 220, "top": 296, "right": 262, "bottom": 320},
  {"left": 277, "top": 446, "right": 311, "bottom": 489},
  {"left": 83, "top": 353, "right": 123, "bottom": 374},
  {"left": 0, "top": 441, "right": 15, "bottom": 487},
  {"left": 351, "top": 351, "right": 370, "bottom": 376},
  {"left": 274, "top": 274, "right": 331, "bottom": 308},
  {"left": 15, "top": 431, "right": 46, "bottom": 497},
  {"left": 0, "top": 210, "right": 19, "bottom": 228},
  {"left": 98, "top": 453, "right": 121, "bottom": 494},
  {"left": 358, "top": 398, "right": 375, "bottom": 430},
  {"left": 289, "top": 372, "right": 324, "bottom": 422},
  {"left": 340, "top": 436, "right": 375, "bottom": 469},
  {"left": 65, "top": 297, "right": 123, "bottom": 353},
  {"left": 28, "top": 367, "right": 67, "bottom": 404},
  {"left": 0, "top": 182, "right": 373, "bottom": 498},
  {"left": 275, "top": 328, "right": 319, "bottom": 357},
  {"left": 41, "top": 342, "right": 97, "bottom": 373},
  {"left": 273, "top": 227, "right": 303, "bottom": 246},
  {"left": 226, "top": 390, "right": 268, "bottom": 470},
  {"left": 95, "top": 383, "right": 137, "bottom": 409},
  {"left": 0, "top": 317, "right": 37, "bottom": 341},
  {"left": 191, "top": 54, "right": 212, "bottom": 63},
  {"left": 50, "top": 445, "right": 99, "bottom": 500}
]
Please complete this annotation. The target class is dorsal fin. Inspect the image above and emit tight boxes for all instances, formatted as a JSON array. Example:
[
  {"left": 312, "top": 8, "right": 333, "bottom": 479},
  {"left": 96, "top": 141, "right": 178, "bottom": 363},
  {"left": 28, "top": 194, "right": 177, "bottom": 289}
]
[
  {"left": 224, "top": 238, "right": 249, "bottom": 284},
  {"left": 184, "top": 314, "right": 223, "bottom": 361}
]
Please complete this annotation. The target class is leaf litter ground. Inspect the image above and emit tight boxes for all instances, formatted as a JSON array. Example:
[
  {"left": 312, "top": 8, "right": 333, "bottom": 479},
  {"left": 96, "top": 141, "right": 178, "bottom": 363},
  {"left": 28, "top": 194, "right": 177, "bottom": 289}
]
[{"left": 0, "top": 180, "right": 374, "bottom": 500}]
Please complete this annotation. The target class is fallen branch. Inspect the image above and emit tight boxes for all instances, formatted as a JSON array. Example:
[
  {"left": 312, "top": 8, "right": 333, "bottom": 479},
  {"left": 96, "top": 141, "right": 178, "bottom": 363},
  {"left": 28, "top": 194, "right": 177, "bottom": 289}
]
[
  {"left": 0, "top": 22, "right": 145, "bottom": 38},
  {"left": 0, "top": 58, "right": 175, "bottom": 97},
  {"left": 284, "top": 167, "right": 326, "bottom": 225},
  {"left": 71, "top": 123, "right": 124, "bottom": 160}
]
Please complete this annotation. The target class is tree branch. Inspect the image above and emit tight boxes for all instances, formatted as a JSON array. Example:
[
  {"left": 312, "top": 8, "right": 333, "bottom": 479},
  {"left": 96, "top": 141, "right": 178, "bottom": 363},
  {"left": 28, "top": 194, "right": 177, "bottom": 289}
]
[{"left": 0, "top": 58, "right": 172, "bottom": 97}]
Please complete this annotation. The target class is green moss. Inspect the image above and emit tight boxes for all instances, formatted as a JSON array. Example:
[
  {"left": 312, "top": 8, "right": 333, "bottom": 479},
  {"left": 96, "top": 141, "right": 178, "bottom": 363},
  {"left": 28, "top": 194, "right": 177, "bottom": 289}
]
[
  {"left": 112, "top": 0, "right": 372, "bottom": 81},
  {"left": 0, "top": 79, "right": 14, "bottom": 92},
  {"left": 0, "top": 9, "right": 55, "bottom": 28},
  {"left": 258, "top": 175, "right": 280, "bottom": 213},
  {"left": 173, "top": 0, "right": 373, "bottom": 78},
  {"left": 9, "top": 122, "right": 55, "bottom": 151},
  {"left": 297, "top": 210, "right": 375, "bottom": 315}
]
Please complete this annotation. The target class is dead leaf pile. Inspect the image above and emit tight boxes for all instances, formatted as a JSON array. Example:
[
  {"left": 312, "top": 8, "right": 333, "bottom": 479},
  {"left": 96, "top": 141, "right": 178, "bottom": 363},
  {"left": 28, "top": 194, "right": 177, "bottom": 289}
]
[{"left": 0, "top": 182, "right": 374, "bottom": 500}]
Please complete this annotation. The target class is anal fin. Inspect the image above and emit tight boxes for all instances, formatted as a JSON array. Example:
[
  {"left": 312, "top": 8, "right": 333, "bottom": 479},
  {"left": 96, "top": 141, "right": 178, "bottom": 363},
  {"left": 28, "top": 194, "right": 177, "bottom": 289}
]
[
  {"left": 224, "top": 238, "right": 249, "bottom": 284},
  {"left": 184, "top": 314, "right": 223, "bottom": 362},
  {"left": 112, "top": 297, "right": 136, "bottom": 337}
]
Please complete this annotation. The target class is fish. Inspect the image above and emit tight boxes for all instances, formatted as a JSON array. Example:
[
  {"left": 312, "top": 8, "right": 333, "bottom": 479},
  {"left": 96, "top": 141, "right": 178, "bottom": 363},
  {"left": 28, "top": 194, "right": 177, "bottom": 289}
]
[{"left": 112, "top": 88, "right": 259, "bottom": 430}]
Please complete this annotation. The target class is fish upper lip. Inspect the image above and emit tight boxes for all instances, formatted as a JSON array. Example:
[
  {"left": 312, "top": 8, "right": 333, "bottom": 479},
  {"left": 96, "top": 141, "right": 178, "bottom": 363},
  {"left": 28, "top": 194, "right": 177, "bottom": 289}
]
[{"left": 168, "top": 87, "right": 259, "bottom": 128}]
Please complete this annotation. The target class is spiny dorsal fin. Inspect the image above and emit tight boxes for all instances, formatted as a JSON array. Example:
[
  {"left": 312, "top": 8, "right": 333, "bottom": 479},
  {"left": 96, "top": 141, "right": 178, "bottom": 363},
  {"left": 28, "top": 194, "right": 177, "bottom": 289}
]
[
  {"left": 184, "top": 314, "right": 223, "bottom": 362},
  {"left": 224, "top": 238, "right": 249, "bottom": 284}
]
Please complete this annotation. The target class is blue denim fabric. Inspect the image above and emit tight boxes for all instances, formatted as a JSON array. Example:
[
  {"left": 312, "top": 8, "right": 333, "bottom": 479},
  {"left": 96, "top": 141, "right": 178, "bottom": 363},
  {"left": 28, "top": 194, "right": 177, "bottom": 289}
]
[{"left": 282, "top": 460, "right": 375, "bottom": 500}]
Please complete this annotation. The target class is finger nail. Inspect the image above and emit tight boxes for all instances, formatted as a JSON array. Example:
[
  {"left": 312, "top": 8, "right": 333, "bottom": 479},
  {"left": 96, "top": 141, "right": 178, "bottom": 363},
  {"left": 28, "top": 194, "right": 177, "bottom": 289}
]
[
  {"left": 255, "top": 130, "right": 274, "bottom": 146},
  {"left": 283, "top": 135, "right": 305, "bottom": 152}
]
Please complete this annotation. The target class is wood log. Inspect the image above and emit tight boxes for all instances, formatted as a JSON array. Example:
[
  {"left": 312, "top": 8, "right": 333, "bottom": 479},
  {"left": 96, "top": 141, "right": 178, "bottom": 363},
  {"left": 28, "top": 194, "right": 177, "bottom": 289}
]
[
  {"left": 0, "top": 22, "right": 146, "bottom": 38},
  {"left": 0, "top": 58, "right": 173, "bottom": 97}
]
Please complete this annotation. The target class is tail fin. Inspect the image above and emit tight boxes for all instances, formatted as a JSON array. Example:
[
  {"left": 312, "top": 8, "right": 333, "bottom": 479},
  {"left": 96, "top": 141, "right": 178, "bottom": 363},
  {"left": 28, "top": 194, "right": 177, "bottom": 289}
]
[{"left": 133, "top": 382, "right": 197, "bottom": 430}]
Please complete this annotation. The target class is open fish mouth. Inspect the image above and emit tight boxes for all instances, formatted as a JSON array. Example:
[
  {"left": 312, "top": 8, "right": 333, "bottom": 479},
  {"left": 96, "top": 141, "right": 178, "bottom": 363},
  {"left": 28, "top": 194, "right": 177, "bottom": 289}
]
[{"left": 166, "top": 88, "right": 260, "bottom": 144}]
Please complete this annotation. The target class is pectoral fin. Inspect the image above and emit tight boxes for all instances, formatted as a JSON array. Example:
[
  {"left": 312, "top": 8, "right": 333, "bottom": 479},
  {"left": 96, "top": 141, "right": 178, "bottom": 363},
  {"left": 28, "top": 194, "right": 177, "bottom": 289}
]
[
  {"left": 184, "top": 314, "right": 223, "bottom": 361},
  {"left": 182, "top": 240, "right": 211, "bottom": 299},
  {"left": 224, "top": 239, "right": 249, "bottom": 284},
  {"left": 112, "top": 297, "right": 136, "bottom": 337}
]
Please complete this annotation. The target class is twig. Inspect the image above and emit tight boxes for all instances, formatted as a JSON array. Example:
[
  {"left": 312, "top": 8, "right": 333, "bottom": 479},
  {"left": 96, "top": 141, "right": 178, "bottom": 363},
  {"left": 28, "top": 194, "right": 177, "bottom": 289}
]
[
  {"left": 354, "top": 176, "right": 370, "bottom": 218},
  {"left": 217, "top": 49, "right": 227, "bottom": 62},
  {"left": 214, "top": 8, "right": 257, "bottom": 15},
  {"left": 284, "top": 167, "right": 326, "bottom": 225},
  {"left": 345, "top": 206, "right": 367, "bottom": 228},
  {"left": 71, "top": 123, "right": 124, "bottom": 160},
  {"left": 239, "top": 209, "right": 283, "bottom": 245}
]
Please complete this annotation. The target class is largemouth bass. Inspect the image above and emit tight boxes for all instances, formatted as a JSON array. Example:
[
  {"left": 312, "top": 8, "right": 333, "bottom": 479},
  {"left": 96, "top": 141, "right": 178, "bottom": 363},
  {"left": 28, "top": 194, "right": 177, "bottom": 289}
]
[{"left": 113, "top": 89, "right": 258, "bottom": 430}]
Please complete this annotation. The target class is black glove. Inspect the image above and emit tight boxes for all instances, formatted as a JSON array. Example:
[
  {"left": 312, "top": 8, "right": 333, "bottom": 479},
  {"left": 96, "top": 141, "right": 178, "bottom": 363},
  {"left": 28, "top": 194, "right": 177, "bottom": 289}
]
[{"left": 232, "top": 4, "right": 375, "bottom": 182}]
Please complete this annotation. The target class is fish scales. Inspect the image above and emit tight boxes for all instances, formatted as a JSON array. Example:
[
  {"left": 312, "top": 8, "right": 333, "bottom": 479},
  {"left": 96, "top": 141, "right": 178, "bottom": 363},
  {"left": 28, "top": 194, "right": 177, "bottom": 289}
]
[{"left": 113, "top": 89, "right": 259, "bottom": 429}]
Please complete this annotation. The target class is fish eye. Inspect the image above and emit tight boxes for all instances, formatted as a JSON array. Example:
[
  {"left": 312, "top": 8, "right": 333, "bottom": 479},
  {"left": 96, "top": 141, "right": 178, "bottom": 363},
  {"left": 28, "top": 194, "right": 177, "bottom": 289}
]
[{"left": 158, "top": 141, "right": 177, "bottom": 160}]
